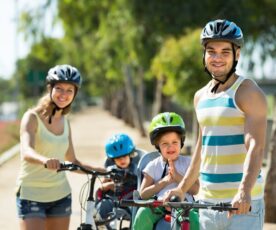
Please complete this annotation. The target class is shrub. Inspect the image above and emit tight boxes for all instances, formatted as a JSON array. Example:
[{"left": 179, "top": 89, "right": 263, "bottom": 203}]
[{"left": 0, "top": 120, "right": 20, "bottom": 155}]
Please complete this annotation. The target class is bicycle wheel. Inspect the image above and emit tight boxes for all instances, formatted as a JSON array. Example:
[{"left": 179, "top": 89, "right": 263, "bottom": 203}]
[
  {"left": 117, "top": 209, "right": 131, "bottom": 230},
  {"left": 95, "top": 211, "right": 117, "bottom": 226}
]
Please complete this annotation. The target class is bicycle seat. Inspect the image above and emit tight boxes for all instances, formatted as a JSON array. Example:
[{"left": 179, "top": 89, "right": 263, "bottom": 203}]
[{"left": 137, "top": 151, "right": 160, "bottom": 191}]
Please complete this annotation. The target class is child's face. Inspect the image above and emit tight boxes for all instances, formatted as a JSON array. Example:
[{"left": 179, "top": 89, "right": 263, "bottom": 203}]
[
  {"left": 113, "top": 155, "right": 131, "bottom": 169},
  {"left": 158, "top": 132, "right": 181, "bottom": 161}
]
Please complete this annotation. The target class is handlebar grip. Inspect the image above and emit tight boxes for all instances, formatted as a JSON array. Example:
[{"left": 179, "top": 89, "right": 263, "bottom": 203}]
[
  {"left": 44, "top": 162, "right": 66, "bottom": 168},
  {"left": 170, "top": 196, "right": 181, "bottom": 202}
]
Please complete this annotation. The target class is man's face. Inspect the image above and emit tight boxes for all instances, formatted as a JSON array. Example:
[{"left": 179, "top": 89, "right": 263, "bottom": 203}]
[{"left": 204, "top": 41, "right": 240, "bottom": 81}]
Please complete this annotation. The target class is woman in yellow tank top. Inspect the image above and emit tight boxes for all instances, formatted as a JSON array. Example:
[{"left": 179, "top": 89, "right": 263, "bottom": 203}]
[{"left": 16, "top": 65, "right": 99, "bottom": 230}]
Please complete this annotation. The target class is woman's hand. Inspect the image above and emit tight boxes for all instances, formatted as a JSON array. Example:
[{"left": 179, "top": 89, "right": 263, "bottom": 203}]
[{"left": 44, "top": 158, "right": 61, "bottom": 170}]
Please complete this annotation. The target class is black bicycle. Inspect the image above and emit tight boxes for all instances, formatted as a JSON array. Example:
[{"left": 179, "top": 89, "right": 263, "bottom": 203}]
[
  {"left": 58, "top": 162, "right": 134, "bottom": 230},
  {"left": 119, "top": 196, "right": 238, "bottom": 230}
]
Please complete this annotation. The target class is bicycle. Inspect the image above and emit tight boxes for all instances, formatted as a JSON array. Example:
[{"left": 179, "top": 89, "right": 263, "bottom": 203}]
[
  {"left": 119, "top": 196, "right": 238, "bottom": 230},
  {"left": 57, "top": 162, "right": 134, "bottom": 230}
]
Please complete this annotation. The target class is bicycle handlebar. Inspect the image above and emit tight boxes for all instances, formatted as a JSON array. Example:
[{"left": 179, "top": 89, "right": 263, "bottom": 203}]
[
  {"left": 119, "top": 199, "right": 238, "bottom": 211},
  {"left": 57, "top": 162, "right": 109, "bottom": 175},
  {"left": 57, "top": 162, "right": 135, "bottom": 183}
]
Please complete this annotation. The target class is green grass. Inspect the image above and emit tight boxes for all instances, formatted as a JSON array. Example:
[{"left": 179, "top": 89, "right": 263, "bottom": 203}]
[{"left": 0, "top": 120, "right": 20, "bottom": 155}]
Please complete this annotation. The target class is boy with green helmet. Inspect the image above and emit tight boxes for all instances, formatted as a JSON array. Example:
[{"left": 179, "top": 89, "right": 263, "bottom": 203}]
[
  {"left": 149, "top": 112, "right": 186, "bottom": 148},
  {"left": 133, "top": 112, "right": 199, "bottom": 230}
]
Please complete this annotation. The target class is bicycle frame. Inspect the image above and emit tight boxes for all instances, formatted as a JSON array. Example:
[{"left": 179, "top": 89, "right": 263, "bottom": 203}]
[
  {"left": 82, "top": 174, "right": 97, "bottom": 230},
  {"left": 58, "top": 162, "right": 134, "bottom": 230},
  {"left": 58, "top": 163, "right": 117, "bottom": 230},
  {"left": 119, "top": 197, "right": 238, "bottom": 230},
  {"left": 120, "top": 198, "right": 237, "bottom": 211}
]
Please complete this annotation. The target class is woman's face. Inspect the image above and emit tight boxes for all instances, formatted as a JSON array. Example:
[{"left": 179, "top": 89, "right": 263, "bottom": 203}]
[
  {"left": 51, "top": 83, "right": 76, "bottom": 108},
  {"left": 114, "top": 155, "right": 131, "bottom": 169},
  {"left": 158, "top": 132, "right": 181, "bottom": 161}
]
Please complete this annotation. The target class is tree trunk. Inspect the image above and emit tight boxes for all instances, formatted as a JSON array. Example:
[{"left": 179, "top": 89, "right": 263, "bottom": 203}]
[
  {"left": 123, "top": 65, "right": 146, "bottom": 137},
  {"left": 137, "top": 67, "right": 145, "bottom": 126},
  {"left": 152, "top": 77, "right": 164, "bottom": 116},
  {"left": 264, "top": 99, "right": 276, "bottom": 223}
]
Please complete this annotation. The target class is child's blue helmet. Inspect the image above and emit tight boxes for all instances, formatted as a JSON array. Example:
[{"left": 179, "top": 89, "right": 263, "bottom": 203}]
[{"left": 105, "top": 133, "right": 135, "bottom": 159}]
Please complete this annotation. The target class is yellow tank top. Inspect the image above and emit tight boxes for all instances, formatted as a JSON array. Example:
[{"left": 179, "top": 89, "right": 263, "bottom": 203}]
[{"left": 16, "top": 111, "right": 71, "bottom": 202}]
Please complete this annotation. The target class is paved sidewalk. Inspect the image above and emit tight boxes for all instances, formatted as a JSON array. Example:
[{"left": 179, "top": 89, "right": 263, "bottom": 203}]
[{"left": 0, "top": 106, "right": 275, "bottom": 229}]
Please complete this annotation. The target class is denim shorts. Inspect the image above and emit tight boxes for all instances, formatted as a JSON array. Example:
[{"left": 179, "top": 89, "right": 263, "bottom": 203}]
[
  {"left": 16, "top": 194, "right": 72, "bottom": 219},
  {"left": 199, "top": 199, "right": 264, "bottom": 230}
]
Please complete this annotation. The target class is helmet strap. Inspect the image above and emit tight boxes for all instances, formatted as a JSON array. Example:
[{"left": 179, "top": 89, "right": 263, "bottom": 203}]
[
  {"left": 160, "top": 161, "right": 168, "bottom": 179},
  {"left": 48, "top": 106, "right": 60, "bottom": 124}
]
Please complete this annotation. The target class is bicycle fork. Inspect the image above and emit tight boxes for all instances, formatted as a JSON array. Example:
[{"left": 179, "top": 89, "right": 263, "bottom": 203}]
[{"left": 77, "top": 177, "right": 97, "bottom": 230}]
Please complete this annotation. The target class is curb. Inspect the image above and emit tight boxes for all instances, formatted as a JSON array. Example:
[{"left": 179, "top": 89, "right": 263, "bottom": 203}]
[{"left": 0, "top": 144, "right": 20, "bottom": 166}]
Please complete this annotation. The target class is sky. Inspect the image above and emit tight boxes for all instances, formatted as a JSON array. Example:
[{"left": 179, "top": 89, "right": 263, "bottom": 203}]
[
  {"left": 0, "top": 0, "right": 23, "bottom": 79},
  {"left": 0, "top": 0, "right": 62, "bottom": 79}
]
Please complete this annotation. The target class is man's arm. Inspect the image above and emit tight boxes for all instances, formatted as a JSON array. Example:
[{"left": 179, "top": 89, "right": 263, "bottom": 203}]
[
  {"left": 178, "top": 130, "right": 202, "bottom": 194},
  {"left": 231, "top": 79, "right": 267, "bottom": 215}
]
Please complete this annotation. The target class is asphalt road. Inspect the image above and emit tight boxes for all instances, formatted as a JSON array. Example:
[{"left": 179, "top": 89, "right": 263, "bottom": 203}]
[{"left": 0, "top": 106, "right": 275, "bottom": 229}]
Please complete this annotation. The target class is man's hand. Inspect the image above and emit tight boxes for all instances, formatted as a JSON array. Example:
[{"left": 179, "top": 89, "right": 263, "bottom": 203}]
[
  {"left": 163, "top": 187, "right": 184, "bottom": 202},
  {"left": 228, "top": 190, "right": 251, "bottom": 218}
]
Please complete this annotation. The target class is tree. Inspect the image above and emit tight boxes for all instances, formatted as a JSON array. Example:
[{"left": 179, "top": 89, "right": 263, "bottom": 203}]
[
  {"left": 17, "top": 0, "right": 276, "bottom": 108},
  {"left": 15, "top": 37, "right": 64, "bottom": 99},
  {"left": 265, "top": 99, "right": 276, "bottom": 223},
  {"left": 0, "top": 78, "right": 17, "bottom": 103},
  {"left": 151, "top": 29, "right": 206, "bottom": 108}
]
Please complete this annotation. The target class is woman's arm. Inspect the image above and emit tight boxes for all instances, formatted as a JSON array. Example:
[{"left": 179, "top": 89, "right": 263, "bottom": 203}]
[{"left": 20, "top": 111, "right": 52, "bottom": 166}]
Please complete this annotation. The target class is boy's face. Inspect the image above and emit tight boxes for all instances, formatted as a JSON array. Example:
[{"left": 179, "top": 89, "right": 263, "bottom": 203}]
[
  {"left": 158, "top": 132, "right": 181, "bottom": 161},
  {"left": 114, "top": 155, "right": 131, "bottom": 169}
]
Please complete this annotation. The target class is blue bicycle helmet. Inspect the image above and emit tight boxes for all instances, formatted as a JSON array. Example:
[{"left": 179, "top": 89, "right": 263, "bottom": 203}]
[
  {"left": 46, "top": 64, "right": 82, "bottom": 88},
  {"left": 105, "top": 134, "right": 135, "bottom": 159},
  {"left": 200, "top": 19, "right": 244, "bottom": 47}
]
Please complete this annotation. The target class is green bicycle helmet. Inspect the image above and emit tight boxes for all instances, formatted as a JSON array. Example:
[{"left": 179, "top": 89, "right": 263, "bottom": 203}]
[{"left": 149, "top": 112, "right": 185, "bottom": 148}]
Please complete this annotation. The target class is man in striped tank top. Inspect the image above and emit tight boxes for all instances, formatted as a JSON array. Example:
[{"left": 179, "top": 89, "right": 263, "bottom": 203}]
[{"left": 164, "top": 19, "right": 267, "bottom": 230}]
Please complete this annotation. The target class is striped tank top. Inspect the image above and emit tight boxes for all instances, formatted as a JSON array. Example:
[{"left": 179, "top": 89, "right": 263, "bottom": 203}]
[{"left": 196, "top": 76, "right": 264, "bottom": 203}]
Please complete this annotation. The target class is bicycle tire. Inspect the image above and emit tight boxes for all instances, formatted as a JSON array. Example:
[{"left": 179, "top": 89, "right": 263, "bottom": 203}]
[
  {"left": 118, "top": 214, "right": 131, "bottom": 230},
  {"left": 95, "top": 211, "right": 117, "bottom": 226}
]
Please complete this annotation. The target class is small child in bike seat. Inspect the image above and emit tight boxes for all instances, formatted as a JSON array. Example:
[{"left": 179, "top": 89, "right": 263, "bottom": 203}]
[
  {"left": 133, "top": 112, "right": 199, "bottom": 230},
  {"left": 96, "top": 133, "right": 138, "bottom": 221}
]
